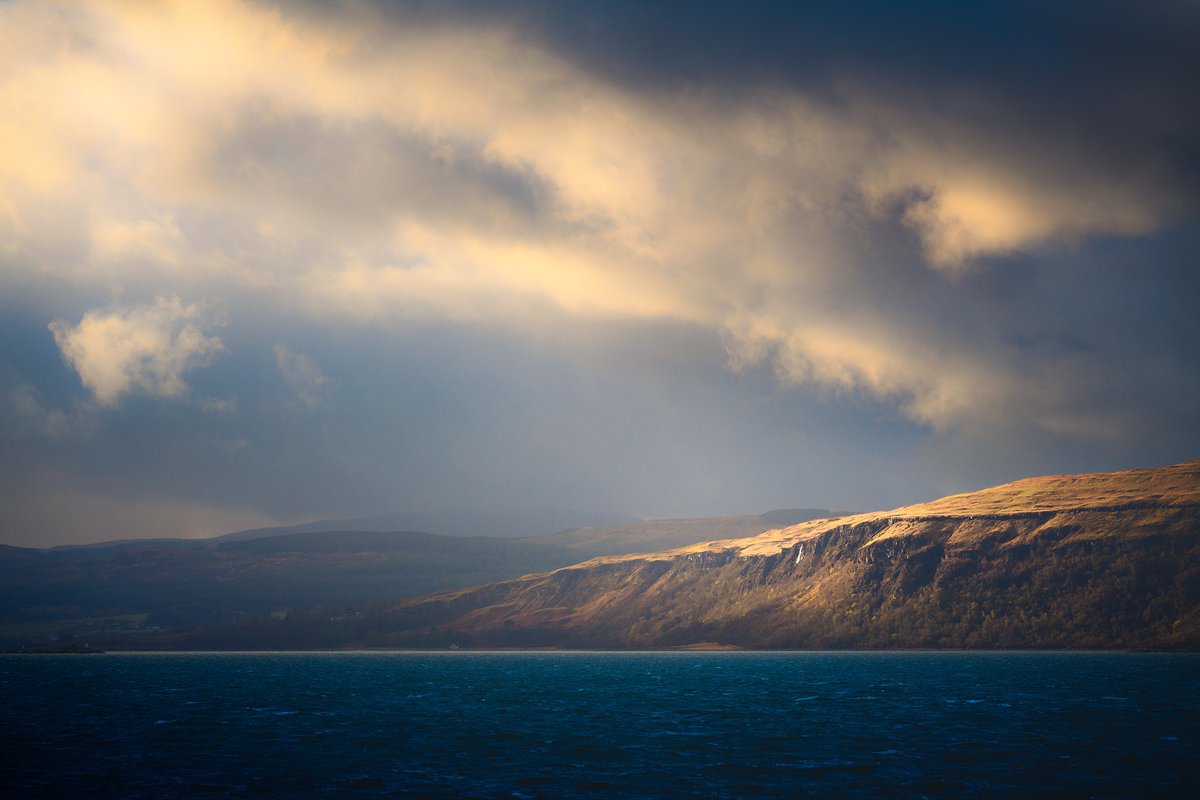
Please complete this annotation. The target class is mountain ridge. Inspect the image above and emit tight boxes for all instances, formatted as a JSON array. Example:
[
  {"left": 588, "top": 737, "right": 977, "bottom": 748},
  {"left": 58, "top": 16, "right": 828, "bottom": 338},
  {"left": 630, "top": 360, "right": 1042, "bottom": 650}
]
[
  {"left": 585, "top": 459, "right": 1200, "bottom": 565},
  {"left": 1, "top": 509, "right": 842, "bottom": 647},
  {"left": 178, "top": 460, "right": 1200, "bottom": 651}
]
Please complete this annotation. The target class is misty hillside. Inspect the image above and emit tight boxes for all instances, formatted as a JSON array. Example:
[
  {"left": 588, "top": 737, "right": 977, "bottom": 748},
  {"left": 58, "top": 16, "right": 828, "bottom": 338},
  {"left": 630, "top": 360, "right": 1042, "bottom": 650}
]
[
  {"left": 0, "top": 531, "right": 578, "bottom": 640},
  {"left": 1, "top": 508, "right": 837, "bottom": 647},
  {"left": 216, "top": 509, "right": 642, "bottom": 543},
  {"left": 172, "top": 461, "right": 1200, "bottom": 651},
  {"left": 525, "top": 509, "right": 848, "bottom": 556}
]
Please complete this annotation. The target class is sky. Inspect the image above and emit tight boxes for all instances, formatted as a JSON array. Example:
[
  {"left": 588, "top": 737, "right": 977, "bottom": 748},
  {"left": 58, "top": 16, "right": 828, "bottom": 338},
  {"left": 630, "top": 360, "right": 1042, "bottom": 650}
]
[{"left": 1, "top": 0, "right": 1198, "bottom": 547}]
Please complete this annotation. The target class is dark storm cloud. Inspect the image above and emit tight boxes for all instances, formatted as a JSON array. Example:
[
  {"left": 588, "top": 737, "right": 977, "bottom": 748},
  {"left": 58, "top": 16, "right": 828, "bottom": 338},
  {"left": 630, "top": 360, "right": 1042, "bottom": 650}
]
[
  {"left": 484, "top": 0, "right": 1200, "bottom": 139},
  {"left": 403, "top": 4, "right": 1193, "bottom": 124},
  {"left": 431, "top": 0, "right": 1200, "bottom": 216}
]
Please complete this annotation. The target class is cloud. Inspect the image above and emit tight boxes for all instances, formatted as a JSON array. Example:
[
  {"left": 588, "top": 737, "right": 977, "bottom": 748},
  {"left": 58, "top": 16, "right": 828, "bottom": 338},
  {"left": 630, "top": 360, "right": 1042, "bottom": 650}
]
[
  {"left": 200, "top": 395, "right": 237, "bottom": 414},
  {"left": 854, "top": 111, "right": 1174, "bottom": 271},
  {"left": 275, "top": 345, "right": 328, "bottom": 407},
  {"left": 49, "top": 295, "right": 225, "bottom": 407},
  {"left": 0, "top": 0, "right": 1194, "bottom": 438},
  {"left": 4, "top": 381, "right": 95, "bottom": 439}
]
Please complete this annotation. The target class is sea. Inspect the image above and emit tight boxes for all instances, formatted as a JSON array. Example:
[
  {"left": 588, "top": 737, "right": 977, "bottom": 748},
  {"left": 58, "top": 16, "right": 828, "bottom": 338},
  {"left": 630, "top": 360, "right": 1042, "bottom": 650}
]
[{"left": 1, "top": 651, "right": 1197, "bottom": 798}]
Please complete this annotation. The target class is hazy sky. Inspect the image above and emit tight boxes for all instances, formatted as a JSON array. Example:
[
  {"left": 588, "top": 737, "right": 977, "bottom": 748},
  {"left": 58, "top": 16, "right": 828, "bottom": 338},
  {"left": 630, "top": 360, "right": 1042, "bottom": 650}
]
[{"left": 2, "top": 0, "right": 1198, "bottom": 546}]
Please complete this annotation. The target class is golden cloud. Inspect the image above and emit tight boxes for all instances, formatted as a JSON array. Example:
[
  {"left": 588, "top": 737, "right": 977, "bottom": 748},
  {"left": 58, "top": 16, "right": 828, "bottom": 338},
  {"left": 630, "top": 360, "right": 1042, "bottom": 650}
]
[{"left": 49, "top": 295, "right": 225, "bottom": 407}]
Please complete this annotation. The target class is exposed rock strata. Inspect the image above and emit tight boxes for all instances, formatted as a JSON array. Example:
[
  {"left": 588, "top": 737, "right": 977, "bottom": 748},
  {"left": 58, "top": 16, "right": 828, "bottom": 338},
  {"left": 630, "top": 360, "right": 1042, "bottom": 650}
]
[{"left": 352, "top": 461, "right": 1200, "bottom": 650}]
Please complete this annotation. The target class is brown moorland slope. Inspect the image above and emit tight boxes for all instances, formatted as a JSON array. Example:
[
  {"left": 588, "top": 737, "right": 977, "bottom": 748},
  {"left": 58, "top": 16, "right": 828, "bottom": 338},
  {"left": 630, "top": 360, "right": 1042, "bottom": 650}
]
[
  {"left": 175, "top": 461, "right": 1200, "bottom": 650},
  {"left": 1, "top": 510, "right": 842, "bottom": 648}
]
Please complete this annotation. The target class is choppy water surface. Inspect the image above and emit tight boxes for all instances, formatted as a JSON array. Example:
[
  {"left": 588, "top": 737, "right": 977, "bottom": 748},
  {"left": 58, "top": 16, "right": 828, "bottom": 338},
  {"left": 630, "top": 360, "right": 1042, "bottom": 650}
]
[{"left": 2, "top": 651, "right": 1196, "bottom": 798}]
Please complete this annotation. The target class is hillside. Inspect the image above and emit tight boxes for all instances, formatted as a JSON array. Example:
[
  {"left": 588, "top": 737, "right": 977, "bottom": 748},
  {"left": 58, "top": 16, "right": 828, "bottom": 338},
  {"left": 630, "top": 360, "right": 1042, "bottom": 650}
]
[
  {"left": 0, "top": 531, "right": 584, "bottom": 644},
  {"left": 521, "top": 509, "right": 846, "bottom": 556},
  {"left": 2, "top": 510, "right": 830, "bottom": 647},
  {"left": 177, "top": 461, "right": 1200, "bottom": 650},
  {"left": 216, "top": 509, "right": 642, "bottom": 543}
]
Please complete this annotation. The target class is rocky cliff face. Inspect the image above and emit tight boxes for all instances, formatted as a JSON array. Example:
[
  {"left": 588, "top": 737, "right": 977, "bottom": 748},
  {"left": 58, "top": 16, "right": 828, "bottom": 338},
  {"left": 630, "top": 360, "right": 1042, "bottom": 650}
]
[{"left": 355, "top": 461, "right": 1200, "bottom": 650}]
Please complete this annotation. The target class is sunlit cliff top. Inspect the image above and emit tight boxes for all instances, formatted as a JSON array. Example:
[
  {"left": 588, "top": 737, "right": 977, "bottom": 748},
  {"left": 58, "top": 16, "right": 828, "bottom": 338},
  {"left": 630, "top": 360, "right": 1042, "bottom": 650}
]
[{"left": 592, "top": 460, "right": 1200, "bottom": 562}]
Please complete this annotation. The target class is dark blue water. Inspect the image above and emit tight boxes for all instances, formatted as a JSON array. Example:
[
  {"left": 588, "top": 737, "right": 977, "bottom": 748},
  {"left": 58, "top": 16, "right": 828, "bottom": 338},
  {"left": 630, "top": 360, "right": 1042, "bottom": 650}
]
[{"left": 1, "top": 652, "right": 1196, "bottom": 798}]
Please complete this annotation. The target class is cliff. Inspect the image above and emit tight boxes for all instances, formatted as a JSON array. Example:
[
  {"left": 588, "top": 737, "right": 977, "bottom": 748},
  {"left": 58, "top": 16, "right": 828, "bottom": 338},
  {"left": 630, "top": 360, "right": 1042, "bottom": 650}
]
[{"left": 329, "top": 461, "right": 1200, "bottom": 650}]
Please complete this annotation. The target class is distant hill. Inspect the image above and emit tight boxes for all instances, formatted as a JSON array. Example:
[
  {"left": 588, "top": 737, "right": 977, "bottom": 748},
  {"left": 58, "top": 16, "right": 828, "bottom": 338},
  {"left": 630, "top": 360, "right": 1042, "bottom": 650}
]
[
  {"left": 38, "top": 509, "right": 643, "bottom": 552},
  {"left": 171, "top": 461, "right": 1200, "bottom": 651},
  {"left": 0, "top": 531, "right": 582, "bottom": 640},
  {"left": 527, "top": 509, "right": 849, "bottom": 556},
  {"left": 216, "top": 509, "right": 643, "bottom": 543},
  {"left": 0, "top": 508, "right": 841, "bottom": 647}
]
